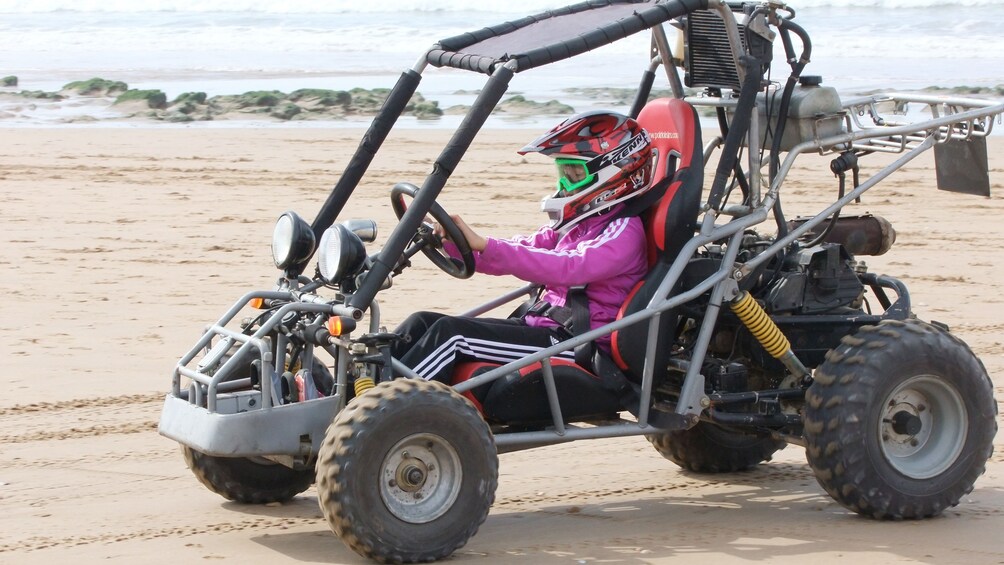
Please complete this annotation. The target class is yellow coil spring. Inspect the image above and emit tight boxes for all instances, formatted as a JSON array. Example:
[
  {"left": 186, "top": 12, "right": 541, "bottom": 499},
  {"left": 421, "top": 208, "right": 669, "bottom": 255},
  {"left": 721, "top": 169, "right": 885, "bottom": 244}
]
[
  {"left": 730, "top": 291, "right": 791, "bottom": 359},
  {"left": 354, "top": 376, "right": 375, "bottom": 397}
]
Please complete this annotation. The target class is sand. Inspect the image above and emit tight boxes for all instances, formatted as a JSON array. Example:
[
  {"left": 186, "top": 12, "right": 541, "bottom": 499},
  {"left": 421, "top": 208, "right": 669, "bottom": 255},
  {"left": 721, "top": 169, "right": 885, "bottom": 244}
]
[{"left": 0, "top": 126, "right": 1002, "bottom": 564}]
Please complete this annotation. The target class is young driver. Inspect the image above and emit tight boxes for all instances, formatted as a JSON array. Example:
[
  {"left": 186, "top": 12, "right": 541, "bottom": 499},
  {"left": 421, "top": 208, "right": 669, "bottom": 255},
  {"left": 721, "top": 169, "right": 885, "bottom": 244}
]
[{"left": 391, "top": 111, "right": 654, "bottom": 383}]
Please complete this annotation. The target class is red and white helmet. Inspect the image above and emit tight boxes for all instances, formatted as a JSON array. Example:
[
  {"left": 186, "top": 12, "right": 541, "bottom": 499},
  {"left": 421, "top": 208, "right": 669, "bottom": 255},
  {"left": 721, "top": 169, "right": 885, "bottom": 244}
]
[{"left": 519, "top": 111, "right": 653, "bottom": 230}]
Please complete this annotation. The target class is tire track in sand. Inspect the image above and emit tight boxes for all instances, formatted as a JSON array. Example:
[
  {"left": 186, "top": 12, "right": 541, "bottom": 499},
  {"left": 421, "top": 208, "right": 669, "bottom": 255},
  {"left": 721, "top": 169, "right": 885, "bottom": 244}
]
[
  {"left": 0, "top": 514, "right": 323, "bottom": 554},
  {"left": 0, "top": 392, "right": 163, "bottom": 416},
  {"left": 494, "top": 460, "right": 820, "bottom": 510},
  {"left": 0, "top": 393, "right": 164, "bottom": 444},
  {"left": 2, "top": 443, "right": 178, "bottom": 470}
]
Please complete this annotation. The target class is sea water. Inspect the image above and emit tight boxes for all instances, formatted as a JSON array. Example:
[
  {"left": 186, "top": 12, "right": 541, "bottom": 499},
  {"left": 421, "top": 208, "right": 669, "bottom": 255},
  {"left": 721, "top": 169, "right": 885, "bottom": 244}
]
[{"left": 0, "top": 0, "right": 1001, "bottom": 127}]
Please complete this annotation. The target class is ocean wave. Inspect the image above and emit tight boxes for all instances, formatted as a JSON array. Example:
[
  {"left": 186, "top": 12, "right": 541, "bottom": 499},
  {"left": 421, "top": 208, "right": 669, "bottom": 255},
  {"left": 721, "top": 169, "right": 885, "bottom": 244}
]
[
  {"left": 0, "top": 0, "right": 563, "bottom": 14},
  {"left": 794, "top": 0, "right": 1003, "bottom": 5},
  {"left": 2, "top": 0, "right": 998, "bottom": 14},
  {"left": 0, "top": 0, "right": 999, "bottom": 102}
]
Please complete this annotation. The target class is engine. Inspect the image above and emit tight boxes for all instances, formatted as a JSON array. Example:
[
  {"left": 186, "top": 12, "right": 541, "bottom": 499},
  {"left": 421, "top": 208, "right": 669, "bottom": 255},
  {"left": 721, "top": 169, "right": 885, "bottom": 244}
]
[
  {"left": 760, "top": 243, "right": 865, "bottom": 315},
  {"left": 670, "top": 232, "right": 868, "bottom": 395}
]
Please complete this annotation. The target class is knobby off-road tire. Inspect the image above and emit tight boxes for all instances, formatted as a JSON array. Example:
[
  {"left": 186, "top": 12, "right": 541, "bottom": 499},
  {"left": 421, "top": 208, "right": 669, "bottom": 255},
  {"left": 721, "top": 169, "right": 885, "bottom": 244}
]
[
  {"left": 315, "top": 379, "right": 498, "bottom": 564},
  {"left": 804, "top": 319, "right": 997, "bottom": 519},
  {"left": 179, "top": 347, "right": 324, "bottom": 504},
  {"left": 182, "top": 447, "right": 314, "bottom": 503},
  {"left": 647, "top": 422, "right": 786, "bottom": 473}
]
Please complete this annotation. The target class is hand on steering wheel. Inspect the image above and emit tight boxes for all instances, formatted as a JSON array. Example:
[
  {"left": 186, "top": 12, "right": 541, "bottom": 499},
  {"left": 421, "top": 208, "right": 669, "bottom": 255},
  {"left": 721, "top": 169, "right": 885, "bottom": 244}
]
[{"left": 390, "top": 183, "right": 476, "bottom": 279}]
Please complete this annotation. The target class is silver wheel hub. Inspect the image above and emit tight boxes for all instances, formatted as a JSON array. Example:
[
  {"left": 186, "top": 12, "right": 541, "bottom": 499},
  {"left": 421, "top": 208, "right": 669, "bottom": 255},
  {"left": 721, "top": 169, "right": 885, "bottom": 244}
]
[
  {"left": 879, "top": 375, "right": 967, "bottom": 479},
  {"left": 380, "top": 433, "right": 462, "bottom": 523}
]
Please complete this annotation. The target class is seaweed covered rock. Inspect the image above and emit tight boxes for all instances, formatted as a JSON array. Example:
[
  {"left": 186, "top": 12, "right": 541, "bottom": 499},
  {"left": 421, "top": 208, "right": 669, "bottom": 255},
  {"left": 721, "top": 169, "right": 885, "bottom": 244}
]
[
  {"left": 922, "top": 84, "right": 1004, "bottom": 97},
  {"left": 18, "top": 90, "right": 63, "bottom": 100},
  {"left": 562, "top": 86, "right": 683, "bottom": 105},
  {"left": 236, "top": 90, "right": 285, "bottom": 108},
  {"left": 2, "top": 76, "right": 17, "bottom": 87},
  {"left": 0, "top": 79, "right": 569, "bottom": 123},
  {"left": 289, "top": 88, "right": 351, "bottom": 108},
  {"left": 494, "top": 95, "right": 574, "bottom": 116},
  {"left": 173, "top": 91, "right": 208, "bottom": 105},
  {"left": 115, "top": 89, "right": 168, "bottom": 109},
  {"left": 170, "top": 102, "right": 198, "bottom": 116},
  {"left": 348, "top": 87, "right": 391, "bottom": 113},
  {"left": 411, "top": 99, "right": 443, "bottom": 119},
  {"left": 163, "top": 111, "right": 196, "bottom": 123},
  {"left": 270, "top": 103, "right": 302, "bottom": 120},
  {"left": 62, "top": 77, "right": 129, "bottom": 96},
  {"left": 403, "top": 92, "right": 442, "bottom": 119},
  {"left": 164, "top": 108, "right": 214, "bottom": 122},
  {"left": 166, "top": 92, "right": 209, "bottom": 117}
]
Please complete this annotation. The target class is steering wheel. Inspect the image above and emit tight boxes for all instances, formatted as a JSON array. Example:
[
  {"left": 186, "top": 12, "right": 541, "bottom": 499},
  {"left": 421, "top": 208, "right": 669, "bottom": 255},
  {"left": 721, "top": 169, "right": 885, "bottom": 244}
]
[{"left": 390, "top": 182, "right": 475, "bottom": 279}]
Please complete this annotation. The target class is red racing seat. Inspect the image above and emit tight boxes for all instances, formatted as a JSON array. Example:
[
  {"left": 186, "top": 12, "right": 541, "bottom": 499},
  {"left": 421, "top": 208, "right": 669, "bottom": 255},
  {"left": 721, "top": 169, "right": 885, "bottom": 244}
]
[{"left": 610, "top": 98, "right": 704, "bottom": 381}]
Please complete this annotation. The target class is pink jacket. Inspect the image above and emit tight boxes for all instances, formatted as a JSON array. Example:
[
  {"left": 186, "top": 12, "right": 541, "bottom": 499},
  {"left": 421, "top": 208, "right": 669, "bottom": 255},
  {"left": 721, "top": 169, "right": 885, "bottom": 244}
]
[{"left": 472, "top": 206, "right": 648, "bottom": 348}]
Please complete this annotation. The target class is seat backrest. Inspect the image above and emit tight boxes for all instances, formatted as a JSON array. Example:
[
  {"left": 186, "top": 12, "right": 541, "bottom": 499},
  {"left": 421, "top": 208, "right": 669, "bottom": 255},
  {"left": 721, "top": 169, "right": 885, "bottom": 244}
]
[
  {"left": 610, "top": 98, "right": 703, "bottom": 379},
  {"left": 637, "top": 97, "right": 704, "bottom": 266}
]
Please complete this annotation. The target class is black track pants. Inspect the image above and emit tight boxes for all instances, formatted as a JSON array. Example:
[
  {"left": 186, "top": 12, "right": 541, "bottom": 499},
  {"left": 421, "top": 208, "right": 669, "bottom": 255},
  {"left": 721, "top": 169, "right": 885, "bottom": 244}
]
[{"left": 391, "top": 311, "right": 572, "bottom": 383}]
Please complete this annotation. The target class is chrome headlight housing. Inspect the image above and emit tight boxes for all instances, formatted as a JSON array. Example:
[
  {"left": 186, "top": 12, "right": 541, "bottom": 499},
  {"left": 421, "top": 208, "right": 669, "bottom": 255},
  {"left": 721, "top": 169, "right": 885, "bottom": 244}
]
[
  {"left": 271, "top": 211, "right": 315, "bottom": 271},
  {"left": 317, "top": 223, "right": 367, "bottom": 284}
]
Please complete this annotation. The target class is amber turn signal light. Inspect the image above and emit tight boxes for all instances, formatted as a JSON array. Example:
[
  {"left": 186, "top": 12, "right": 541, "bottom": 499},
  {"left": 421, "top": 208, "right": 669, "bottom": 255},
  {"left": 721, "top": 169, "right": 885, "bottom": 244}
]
[{"left": 326, "top": 316, "right": 357, "bottom": 337}]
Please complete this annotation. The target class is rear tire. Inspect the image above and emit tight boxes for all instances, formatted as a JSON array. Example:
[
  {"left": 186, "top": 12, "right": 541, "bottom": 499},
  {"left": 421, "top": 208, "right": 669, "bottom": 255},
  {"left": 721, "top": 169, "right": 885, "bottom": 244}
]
[
  {"left": 183, "top": 447, "right": 314, "bottom": 504},
  {"left": 316, "top": 379, "right": 498, "bottom": 563},
  {"left": 647, "top": 422, "right": 785, "bottom": 473},
  {"left": 804, "top": 319, "right": 997, "bottom": 519}
]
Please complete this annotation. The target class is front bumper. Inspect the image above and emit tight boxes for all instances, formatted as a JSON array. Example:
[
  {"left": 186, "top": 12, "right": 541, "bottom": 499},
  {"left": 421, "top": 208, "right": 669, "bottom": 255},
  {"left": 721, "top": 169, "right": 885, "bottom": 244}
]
[{"left": 158, "top": 391, "right": 342, "bottom": 458}]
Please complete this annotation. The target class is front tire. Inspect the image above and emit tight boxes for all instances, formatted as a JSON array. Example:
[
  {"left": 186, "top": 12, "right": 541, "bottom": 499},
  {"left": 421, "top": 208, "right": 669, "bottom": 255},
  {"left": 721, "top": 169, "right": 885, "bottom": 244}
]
[
  {"left": 316, "top": 379, "right": 498, "bottom": 563},
  {"left": 804, "top": 319, "right": 997, "bottom": 519},
  {"left": 647, "top": 422, "right": 786, "bottom": 473},
  {"left": 182, "top": 447, "right": 314, "bottom": 503}
]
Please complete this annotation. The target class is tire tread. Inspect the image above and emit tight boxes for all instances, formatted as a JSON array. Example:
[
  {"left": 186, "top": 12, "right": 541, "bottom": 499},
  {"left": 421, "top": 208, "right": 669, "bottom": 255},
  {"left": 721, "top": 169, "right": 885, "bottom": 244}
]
[
  {"left": 316, "top": 379, "right": 498, "bottom": 563},
  {"left": 805, "top": 319, "right": 997, "bottom": 519}
]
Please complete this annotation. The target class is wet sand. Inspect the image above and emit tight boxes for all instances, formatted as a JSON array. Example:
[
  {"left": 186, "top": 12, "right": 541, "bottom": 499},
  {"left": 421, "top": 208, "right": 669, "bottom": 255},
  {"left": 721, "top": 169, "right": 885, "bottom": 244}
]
[{"left": 0, "top": 127, "right": 1001, "bottom": 564}]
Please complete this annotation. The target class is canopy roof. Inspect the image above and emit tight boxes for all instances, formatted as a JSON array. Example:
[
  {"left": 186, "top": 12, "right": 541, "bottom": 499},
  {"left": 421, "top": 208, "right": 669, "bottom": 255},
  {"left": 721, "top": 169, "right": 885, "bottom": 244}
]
[{"left": 427, "top": 0, "right": 710, "bottom": 75}]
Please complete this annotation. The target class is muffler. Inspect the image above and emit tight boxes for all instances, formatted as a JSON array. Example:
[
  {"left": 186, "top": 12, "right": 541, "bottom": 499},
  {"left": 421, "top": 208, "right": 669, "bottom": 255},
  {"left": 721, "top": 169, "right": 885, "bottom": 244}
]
[{"left": 787, "top": 213, "right": 896, "bottom": 256}]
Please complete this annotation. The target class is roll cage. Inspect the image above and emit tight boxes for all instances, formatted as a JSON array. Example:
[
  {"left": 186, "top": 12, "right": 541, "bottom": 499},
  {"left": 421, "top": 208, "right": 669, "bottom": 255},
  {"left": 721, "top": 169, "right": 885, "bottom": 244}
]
[
  {"left": 313, "top": 0, "right": 1000, "bottom": 447},
  {"left": 162, "top": 0, "right": 1003, "bottom": 457}
]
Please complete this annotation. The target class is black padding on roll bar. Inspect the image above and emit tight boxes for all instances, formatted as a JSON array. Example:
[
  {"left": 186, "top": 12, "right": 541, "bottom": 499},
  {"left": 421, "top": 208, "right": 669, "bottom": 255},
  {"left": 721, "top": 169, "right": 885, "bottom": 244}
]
[
  {"left": 310, "top": 70, "right": 421, "bottom": 243},
  {"left": 348, "top": 66, "right": 517, "bottom": 310}
]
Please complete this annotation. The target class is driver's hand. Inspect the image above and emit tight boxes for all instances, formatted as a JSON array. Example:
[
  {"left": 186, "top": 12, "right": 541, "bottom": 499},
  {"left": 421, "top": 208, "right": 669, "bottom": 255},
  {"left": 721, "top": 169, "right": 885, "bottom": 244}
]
[{"left": 435, "top": 214, "right": 487, "bottom": 252}]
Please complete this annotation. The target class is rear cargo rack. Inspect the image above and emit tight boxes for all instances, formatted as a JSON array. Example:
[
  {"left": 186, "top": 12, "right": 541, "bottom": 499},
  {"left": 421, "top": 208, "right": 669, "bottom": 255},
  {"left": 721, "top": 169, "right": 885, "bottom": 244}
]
[{"left": 842, "top": 93, "right": 1000, "bottom": 153}]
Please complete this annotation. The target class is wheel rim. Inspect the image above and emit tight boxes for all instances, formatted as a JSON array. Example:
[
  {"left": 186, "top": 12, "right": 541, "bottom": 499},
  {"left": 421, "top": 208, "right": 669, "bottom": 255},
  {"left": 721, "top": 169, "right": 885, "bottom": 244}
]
[
  {"left": 878, "top": 375, "right": 968, "bottom": 479},
  {"left": 380, "top": 433, "right": 462, "bottom": 524}
]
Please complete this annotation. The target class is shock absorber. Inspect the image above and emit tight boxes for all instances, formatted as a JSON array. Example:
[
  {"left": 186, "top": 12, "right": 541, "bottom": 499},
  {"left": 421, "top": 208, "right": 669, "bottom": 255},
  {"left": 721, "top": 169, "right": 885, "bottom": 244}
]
[
  {"left": 730, "top": 291, "right": 811, "bottom": 383},
  {"left": 350, "top": 341, "right": 377, "bottom": 398},
  {"left": 354, "top": 376, "right": 375, "bottom": 397}
]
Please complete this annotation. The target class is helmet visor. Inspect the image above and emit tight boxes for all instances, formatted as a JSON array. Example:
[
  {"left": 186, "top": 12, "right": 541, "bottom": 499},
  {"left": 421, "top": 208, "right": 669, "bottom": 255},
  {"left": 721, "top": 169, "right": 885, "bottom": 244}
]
[{"left": 555, "top": 158, "right": 595, "bottom": 193}]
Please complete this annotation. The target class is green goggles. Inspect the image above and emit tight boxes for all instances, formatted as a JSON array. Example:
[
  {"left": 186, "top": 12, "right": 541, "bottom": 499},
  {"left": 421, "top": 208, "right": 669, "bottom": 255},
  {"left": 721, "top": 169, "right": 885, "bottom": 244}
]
[{"left": 555, "top": 158, "right": 596, "bottom": 193}]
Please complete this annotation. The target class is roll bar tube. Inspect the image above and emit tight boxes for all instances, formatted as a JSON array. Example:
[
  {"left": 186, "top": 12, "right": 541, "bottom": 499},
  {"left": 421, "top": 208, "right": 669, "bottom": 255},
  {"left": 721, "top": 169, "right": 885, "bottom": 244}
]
[
  {"left": 349, "top": 63, "right": 518, "bottom": 310},
  {"left": 707, "top": 54, "right": 764, "bottom": 211},
  {"left": 309, "top": 69, "right": 423, "bottom": 246}
]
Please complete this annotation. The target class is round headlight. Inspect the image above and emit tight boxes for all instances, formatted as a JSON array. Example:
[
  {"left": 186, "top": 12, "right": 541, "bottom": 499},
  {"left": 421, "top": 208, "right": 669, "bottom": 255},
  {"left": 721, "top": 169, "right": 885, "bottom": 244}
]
[
  {"left": 272, "top": 211, "right": 315, "bottom": 270},
  {"left": 318, "top": 224, "right": 367, "bottom": 284}
]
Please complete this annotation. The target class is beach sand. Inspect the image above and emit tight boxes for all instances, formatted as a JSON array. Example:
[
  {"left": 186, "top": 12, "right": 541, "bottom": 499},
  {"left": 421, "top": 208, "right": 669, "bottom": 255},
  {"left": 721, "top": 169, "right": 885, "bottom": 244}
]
[{"left": 0, "top": 126, "right": 1002, "bottom": 564}]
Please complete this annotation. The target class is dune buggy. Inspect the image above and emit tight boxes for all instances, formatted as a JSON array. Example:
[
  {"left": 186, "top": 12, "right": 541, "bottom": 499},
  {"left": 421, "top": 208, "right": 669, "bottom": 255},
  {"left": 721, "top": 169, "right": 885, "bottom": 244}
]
[{"left": 159, "top": 0, "right": 1002, "bottom": 562}]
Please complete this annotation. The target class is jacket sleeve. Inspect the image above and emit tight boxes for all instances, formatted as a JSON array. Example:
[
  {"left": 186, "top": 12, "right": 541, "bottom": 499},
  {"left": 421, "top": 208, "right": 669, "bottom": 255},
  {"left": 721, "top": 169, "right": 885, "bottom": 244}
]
[
  {"left": 502, "top": 225, "right": 558, "bottom": 250},
  {"left": 442, "top": 225, "right": 557, "bottom": 269},
  {"left": 476, "top": 217, "right": 645, "bottom": 286}
]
